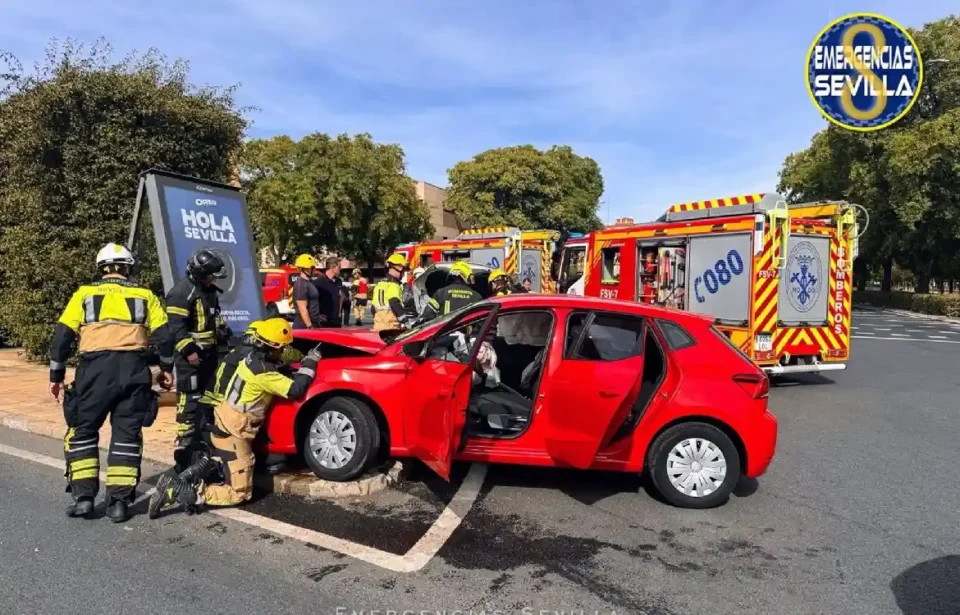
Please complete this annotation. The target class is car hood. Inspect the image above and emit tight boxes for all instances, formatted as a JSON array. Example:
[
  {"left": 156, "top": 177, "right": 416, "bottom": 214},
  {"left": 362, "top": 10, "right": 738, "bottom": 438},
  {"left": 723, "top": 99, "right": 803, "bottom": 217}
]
[{"left": 292, "top": 327, "right": 386, "bottom": 355}]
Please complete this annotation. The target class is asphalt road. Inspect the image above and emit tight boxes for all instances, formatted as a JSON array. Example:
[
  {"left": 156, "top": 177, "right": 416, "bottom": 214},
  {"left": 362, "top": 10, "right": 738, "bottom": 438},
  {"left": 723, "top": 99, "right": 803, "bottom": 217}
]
[{"left": 1, "top": 307, "right": 959, "bottom": 614}]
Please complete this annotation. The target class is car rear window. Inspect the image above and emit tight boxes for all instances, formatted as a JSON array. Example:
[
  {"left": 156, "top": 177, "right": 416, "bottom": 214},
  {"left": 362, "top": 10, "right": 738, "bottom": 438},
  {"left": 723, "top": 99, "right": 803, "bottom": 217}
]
[{"left": 656, "top": 319, "right": 696, "bottom": 350}]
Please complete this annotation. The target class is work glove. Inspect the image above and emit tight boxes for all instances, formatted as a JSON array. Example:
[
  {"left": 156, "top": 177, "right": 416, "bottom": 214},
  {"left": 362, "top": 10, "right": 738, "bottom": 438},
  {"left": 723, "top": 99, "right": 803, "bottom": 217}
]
[
  {"left": 216, "top": 321, "right": 233, "bottom": 343},
  {"left": 304, "top": 345, "right": 322, "bottom": 366}
]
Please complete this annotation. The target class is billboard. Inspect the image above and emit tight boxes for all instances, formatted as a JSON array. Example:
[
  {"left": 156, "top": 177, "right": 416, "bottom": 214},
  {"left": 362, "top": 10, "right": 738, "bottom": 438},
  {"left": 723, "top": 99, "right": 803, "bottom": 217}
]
[{"left": 141, "top": 170, "right": 265, "bottom": 338}]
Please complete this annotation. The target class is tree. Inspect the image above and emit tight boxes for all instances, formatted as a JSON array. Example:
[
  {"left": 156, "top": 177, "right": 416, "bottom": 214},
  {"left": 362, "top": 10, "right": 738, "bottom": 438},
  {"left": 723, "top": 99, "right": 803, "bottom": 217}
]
[
  {"left": 240, "top": 135, "right": 322, "bottom": 264},
  {"left": 446, "top": 145, "right": 604, "bottom": 234},
  {"left": 0, "top": 39, "right": 247, "bottom": 358},
  {"left": 241, "top": 132, "right": 433, "bottom": 271}
]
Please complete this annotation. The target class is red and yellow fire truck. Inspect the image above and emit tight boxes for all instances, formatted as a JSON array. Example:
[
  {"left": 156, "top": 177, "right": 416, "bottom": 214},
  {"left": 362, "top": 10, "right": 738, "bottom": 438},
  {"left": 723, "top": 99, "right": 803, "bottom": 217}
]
[
  {"left": 394, "top": 227, "right": 561, "bottom": 293},
  {"left": 579, "top": 193, "right": 861, "bottom": 375}
]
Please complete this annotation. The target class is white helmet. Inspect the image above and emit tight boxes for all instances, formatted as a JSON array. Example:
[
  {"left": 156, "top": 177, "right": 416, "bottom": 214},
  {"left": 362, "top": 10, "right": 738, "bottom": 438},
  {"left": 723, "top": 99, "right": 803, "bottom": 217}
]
[
  {"left": 412, "top": 266, "right": 425, "bottom": 278},
  {"left": 96, "top": 243, "right": 135, "bottom": 267}
]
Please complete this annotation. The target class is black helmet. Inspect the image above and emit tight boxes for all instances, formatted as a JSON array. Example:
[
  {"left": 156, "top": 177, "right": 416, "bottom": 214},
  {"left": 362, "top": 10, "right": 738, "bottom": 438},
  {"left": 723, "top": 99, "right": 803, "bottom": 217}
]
[{"left": 188, "top": 249, "right": 226, "bottom": 279}]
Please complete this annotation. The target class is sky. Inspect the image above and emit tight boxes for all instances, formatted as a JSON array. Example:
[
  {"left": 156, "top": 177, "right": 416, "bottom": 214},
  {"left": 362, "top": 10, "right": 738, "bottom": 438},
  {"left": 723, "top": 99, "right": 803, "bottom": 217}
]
[{"left": 0, "top": 0, "right": 954, "bottom": 223}]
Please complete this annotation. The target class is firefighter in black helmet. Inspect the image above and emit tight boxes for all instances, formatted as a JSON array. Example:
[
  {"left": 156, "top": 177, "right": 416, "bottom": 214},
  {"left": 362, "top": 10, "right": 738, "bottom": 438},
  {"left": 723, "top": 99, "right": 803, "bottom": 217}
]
[
  {"left": 165, "top": 249, "right": 233, "bottom": 473},
  {"left": 51, "top": 243, "right": 174, "bottom": 522}
]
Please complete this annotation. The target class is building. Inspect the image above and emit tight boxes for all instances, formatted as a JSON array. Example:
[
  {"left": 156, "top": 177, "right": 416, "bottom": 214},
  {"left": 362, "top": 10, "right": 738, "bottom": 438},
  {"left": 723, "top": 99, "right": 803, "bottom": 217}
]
[
  {"left": 607, "top": 216, "right": 635, "bottom": 228},
  {"left": 415, "top": 180, "right": 462, "bottom": 240}
]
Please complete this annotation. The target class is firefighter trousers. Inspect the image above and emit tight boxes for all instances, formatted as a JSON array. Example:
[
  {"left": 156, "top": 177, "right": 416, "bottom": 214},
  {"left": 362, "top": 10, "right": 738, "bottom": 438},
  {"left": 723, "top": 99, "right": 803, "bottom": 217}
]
[
  {"left": 200, "top": 404, "right": 262, "bottom": 507},
  {"left": 173, "top": 346, "right": 219, "bottom": 470},
  {"left": 63, "top": 351, "right": 153, "bottom": 504}
]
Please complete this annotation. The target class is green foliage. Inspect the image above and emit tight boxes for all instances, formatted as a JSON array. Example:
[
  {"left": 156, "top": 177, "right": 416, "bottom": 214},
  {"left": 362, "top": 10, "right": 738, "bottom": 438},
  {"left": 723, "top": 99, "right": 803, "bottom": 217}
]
[
  {"left": 446, "top": 145, "right": 604, "bottom": 234},
  {"left": 853, "top": 290, "right": 960, "bottom": 318},
  {"left": 241, "top": 133, "right": 433, "bottom": 268},
  {"left": 0, "top": 39, "right": 247, "bottom": 358},
  {"left": 778, "top": 16, "right": 960, "bottom": 292}
]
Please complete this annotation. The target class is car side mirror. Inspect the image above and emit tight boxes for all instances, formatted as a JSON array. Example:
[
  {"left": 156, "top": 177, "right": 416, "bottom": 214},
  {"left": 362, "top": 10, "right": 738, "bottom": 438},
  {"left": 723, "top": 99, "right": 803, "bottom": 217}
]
[{"left": 403, "top": 340, "right": 427, "bottom": 361}]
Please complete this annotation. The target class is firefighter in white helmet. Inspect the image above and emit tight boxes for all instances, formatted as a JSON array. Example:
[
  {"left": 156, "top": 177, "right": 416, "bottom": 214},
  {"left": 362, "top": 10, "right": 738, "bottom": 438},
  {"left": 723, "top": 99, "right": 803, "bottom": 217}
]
[{"left": 51, "top": 243, "right": 174, "bottom": 523}]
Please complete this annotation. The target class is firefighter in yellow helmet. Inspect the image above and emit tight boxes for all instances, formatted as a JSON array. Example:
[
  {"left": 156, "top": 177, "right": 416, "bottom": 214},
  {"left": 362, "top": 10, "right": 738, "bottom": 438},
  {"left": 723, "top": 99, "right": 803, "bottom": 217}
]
[
  {"left": 489, "top": 268, "right": 511, "bottom": 297},
  {"left": 371, "top": 253, "right": 411, "bottom": 334},
  {"left": 149, "top": 319, "right": 320, "bottom": 516},
  {"left": 419, "top": 261, "right": 482, "bottom": 322},
  {"left": 52, "top": 243, "right": 174, "bottom": 522}
]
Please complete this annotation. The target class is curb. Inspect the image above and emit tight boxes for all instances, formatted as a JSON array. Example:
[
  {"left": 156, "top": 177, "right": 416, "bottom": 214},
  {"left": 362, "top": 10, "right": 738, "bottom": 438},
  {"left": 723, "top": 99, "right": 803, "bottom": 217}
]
[
  {"left": 254, "top": 461, "right": 407, "bottom": 499},
  {"left": 855, "top": 304, "right": 960, "bottom": 324},
  {"left": 0, "top": 410, "right": 405, "bottom": 499}
]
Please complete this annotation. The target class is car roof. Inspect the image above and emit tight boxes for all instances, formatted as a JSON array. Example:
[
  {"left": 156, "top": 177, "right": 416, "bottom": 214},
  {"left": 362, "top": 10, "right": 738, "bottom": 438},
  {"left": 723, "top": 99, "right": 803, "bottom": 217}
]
[{"left": 487, "top": 294, "right": 714, "bottom": 326}]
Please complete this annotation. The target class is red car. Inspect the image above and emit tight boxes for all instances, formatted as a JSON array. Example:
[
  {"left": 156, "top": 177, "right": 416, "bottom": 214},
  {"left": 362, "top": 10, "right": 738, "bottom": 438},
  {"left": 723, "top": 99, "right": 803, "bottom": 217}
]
[{"left": 265, "top": 293, "right": 777, "bottom": 508}]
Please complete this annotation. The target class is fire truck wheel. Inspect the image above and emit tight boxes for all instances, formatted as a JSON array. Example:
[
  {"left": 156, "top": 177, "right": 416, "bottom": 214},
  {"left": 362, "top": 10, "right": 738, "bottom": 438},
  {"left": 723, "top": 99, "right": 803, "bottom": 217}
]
[{"left": 646, "top": 422, "right": 740, "bottom": 509}]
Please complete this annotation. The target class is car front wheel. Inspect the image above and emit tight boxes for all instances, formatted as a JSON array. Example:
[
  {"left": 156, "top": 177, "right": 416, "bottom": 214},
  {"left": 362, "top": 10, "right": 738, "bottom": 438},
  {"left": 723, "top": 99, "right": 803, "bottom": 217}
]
[
  {"left": 647, "top": 422, "right": 740, "bottom": 509},
  {"left": 302, "top": 397, "right": 380, "bottom": 481}
]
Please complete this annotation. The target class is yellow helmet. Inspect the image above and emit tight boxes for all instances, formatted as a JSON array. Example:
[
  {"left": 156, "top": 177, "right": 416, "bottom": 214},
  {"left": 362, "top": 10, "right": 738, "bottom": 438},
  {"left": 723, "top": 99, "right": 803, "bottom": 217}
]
[
  {"left": 252, "top": 318, "right": 293, "bottom": 349},
  {"left": 294, "top": 254, "right": 317, "bottom": 269},
  {"left": 449, "top": 261, "right": 473, "bottom": 281},
  {"left": 489, "top": 268, "right": 508, "bottom": 283},
  {"left": 386, "top": 253, "right": 409, "bottom": 269},
  {"left": 244, "top": 320, "right": 263, "bottom": 337}
]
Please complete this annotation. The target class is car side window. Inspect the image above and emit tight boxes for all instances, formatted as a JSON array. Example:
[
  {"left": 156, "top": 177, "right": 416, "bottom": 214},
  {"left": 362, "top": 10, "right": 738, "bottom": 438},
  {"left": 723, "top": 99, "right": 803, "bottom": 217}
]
[
  {"left": 656, "top": 319, "right": 697, "bottom": 350},
  {"left": 565, "top": 312, "right": 645, "bottom": 361}
]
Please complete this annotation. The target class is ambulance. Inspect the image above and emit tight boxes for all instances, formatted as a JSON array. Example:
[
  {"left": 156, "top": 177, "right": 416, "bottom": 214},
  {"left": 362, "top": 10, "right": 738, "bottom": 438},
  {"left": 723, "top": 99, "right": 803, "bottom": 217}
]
[
  {"left": 394, "top": 227, "right": 561, "bottom": 293},
  {"left": 579, "top": 192, "right": 863, "bottom": 375}
]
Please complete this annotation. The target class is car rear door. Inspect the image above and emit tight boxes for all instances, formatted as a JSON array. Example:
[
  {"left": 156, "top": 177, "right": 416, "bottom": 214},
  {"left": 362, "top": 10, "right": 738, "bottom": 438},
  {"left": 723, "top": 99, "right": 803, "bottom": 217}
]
[
  {"left": 405, "top": 306, "right": 499, "bottom": 480},
  {"left": 542, "top": 311, "right": 646, "bottom": 468}
]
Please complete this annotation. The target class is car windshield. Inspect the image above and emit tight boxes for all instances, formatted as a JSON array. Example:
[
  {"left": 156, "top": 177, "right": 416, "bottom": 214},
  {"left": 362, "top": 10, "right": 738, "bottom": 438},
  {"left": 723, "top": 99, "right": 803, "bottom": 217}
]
[{"left": 385, "top": 302, "right": 484, "bottom": 346}]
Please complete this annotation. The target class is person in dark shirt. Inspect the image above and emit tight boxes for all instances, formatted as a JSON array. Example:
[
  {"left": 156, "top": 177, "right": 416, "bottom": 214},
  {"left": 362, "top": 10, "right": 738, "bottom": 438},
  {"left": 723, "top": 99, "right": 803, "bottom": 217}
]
[
  {"left": 313, "top": 257, "right": 343, "bottom": 327},
  {"left": 291, "top": 254, "right": 322, "bottom": 330}
]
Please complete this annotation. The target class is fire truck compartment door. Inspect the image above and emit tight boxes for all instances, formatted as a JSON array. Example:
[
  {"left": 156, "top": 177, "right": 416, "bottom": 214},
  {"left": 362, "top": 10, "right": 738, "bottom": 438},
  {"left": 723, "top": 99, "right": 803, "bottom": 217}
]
[
  {"left": 778, "top": 234, "right": 831, "bottom": 327},
  {"left": 687, "top": 233, "right": 751, "bottom": 325},
  {"left": 520, "top": 249, "right": 542, "bottom": 291},
  {"left": 469, "top": 248, "right": 505, "bottom": 271}
]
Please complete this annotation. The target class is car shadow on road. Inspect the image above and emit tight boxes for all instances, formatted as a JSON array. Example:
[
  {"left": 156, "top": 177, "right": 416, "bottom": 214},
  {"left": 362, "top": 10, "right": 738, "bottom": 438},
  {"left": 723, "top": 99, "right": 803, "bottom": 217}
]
[
  {"left": 771, "top": 373, "right": 836, "bottom": 387},
  {"left": 891, "top": 555, "right": 960, "bottom": 614}
]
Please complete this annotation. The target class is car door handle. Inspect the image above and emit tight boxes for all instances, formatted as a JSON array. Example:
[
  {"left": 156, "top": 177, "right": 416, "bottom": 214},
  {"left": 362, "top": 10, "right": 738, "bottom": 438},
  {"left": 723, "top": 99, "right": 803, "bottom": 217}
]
[
  {"left": 438, "top": 387, "right": 453, "bottom": 399},
  {"left": 599, "top": 390, "right": 618, "bottom": 398}
]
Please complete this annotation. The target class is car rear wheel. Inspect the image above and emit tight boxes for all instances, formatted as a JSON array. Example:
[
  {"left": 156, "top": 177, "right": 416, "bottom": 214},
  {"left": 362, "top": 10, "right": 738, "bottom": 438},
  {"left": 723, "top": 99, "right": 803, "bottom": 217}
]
[
  {"left": 647, "top": 422, "right": 740, "bottom": 509},
  {"left": 302, "top": 397, "right": 380, "bottom": 481}
]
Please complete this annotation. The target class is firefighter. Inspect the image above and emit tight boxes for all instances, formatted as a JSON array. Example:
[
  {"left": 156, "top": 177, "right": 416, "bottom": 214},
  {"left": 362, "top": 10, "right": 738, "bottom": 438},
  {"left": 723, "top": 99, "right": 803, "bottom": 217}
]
[
  {"left": 420, "top": 261, "right": 482, "bottom": 321},
  {"left": 489, "top": 268, "right": 511, "bottom": 297},
  {"left": 50, "top": 243, "right": 174, "bottom": 522},
  {"left": 371, "top": 253, "right": 410, "bottom": 334},
  {"left": 291, "top": 253, "right": 321, "bottom": 329},
  {"left": 149, "top": 318, "right": 319, "bottom": 516},
  {"left": 165, "top": 249, "right": 231, "bottom": 473}
]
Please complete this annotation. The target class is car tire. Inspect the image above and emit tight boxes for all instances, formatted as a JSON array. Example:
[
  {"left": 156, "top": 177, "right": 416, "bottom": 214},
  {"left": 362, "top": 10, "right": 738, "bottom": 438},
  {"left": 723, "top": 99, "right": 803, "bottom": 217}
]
[
  {"left": 646, "top": 422, "right": 740, "bottom": 509},
  {"left": 302, "top": 397, "right": 380, "bottom": 482}
]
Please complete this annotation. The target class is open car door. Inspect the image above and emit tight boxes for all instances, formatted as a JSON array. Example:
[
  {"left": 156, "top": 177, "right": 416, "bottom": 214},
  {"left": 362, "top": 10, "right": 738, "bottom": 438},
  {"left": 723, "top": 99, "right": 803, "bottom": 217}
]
[
  {"left": 543, "top": 311, "right": 646, "bottom": 468},
  {"left": 405, "top": 305, "right": 499, "bottom": 480}
]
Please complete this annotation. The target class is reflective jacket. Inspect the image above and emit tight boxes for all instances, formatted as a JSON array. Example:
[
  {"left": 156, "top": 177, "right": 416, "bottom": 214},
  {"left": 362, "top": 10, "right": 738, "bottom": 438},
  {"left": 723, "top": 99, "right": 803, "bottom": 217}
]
[
  {"left": 165, "top": 276, "right": 225, "bottom": 356},
  {"left": 420, "top": 283, "right": 482, "bottom": 321},
  {"left": 371, "top": 278, "right": 406, "bottom": 332},
  {"left": 49, "top": 276, "right": 173, "bottom": 382},
  {"left": 215, "top": 351, "right": 317, "bottom": 426}
]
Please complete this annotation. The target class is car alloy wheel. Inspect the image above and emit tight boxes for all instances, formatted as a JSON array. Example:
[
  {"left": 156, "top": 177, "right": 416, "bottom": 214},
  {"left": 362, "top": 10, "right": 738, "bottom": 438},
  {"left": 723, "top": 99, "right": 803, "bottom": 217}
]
[
  {"left": 665, "top": 437, "right": 727, "bottom": 498},
  {"left": 308, "top": 410, "right": 357, "bottom": 470}
]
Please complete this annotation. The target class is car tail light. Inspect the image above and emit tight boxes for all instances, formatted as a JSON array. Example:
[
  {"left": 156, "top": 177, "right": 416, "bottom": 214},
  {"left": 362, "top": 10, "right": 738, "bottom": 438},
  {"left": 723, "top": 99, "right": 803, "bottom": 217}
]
[{"left": 733, "top": 373, "right": 769, "bottom": 399}]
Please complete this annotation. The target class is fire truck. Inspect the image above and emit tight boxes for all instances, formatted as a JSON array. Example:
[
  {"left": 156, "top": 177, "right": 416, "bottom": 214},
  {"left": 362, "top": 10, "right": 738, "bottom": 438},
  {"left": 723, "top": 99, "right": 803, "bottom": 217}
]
[
  {"left": 578, "top": 192, "right": 863, "bottom": 375},
  {"left": 394, "top": 227, "right": 561, "bottom": 292}
]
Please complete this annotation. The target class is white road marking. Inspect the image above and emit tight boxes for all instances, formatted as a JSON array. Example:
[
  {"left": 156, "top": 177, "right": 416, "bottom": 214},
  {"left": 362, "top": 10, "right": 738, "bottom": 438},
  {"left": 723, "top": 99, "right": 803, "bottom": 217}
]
[
  {"left": 891, "top": 333, "right": 909, "bottom": 337},
  {"left": 852, "top": 335, "right": 960, "bottom": 344},
  {"left": 906, "top": 329, "right": 925, "bottom": 333},
  {"left": 0, "top": 442, "right": 486, "bottom": 573},
  {"left": 855, "top": 331, "right": 875, "bottom": 336},
  {"left": 873, "top": 328, "right": 892, "bottom": 331},
  {"left": 929, "top": 336, "right": 948, "bottom": 340}
]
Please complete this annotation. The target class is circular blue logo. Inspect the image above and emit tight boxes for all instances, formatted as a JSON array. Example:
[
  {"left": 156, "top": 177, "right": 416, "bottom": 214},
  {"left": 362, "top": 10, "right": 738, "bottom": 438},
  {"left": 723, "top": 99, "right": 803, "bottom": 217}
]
[{"left": 806, "top": 13, "right": 923, "bottom": 131}]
